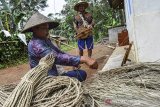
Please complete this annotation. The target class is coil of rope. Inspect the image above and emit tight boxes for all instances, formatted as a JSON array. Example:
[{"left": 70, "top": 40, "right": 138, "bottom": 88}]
[{"left": 1, "top": 54, "right": 99, "bottom": 107}]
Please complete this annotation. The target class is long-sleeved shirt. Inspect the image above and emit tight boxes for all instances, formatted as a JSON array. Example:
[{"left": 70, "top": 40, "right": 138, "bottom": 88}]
[{"left": 28, "top": 36, "right": 80, "bottom": 76}]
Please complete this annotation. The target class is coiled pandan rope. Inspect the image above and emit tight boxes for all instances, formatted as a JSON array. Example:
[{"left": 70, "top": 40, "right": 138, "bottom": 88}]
[{"left": 1, "top": 54, "right": 99, "bottom": 107}]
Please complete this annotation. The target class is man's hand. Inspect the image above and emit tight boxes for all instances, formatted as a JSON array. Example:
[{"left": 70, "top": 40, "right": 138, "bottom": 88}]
[
  {"left": 80, "top": 56, "right": 98, "bottom": 69},
  {"left": 86, "top": 58, "right": 98, "bottom": 69},
  {"left": 87, "top": 25, "right": 93, "bottom": 29}
]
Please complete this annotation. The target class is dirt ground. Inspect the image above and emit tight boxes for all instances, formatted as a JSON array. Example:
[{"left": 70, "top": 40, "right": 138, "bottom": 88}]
[{"left": 0, "top": 44, "right": 113, "bottom": 85}]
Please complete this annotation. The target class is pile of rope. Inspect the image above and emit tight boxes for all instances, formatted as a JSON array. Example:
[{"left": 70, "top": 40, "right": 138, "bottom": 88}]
[
  {"left": 1, "top": 53, "right": 160, "bottom": 106},
  {"left": 83, "top": 63, "right": 160, "bottom": 106},
  {"left": 0, "top": 84, "right": 16, "bottom": 106},
  {"left": 0, "top": 54, "right": 99, "bottom": 107}
]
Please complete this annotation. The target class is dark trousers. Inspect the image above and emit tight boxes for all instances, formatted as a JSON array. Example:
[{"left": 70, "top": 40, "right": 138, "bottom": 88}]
[{"left": 61, "top": 70, "right": 87, "bottom": 82}]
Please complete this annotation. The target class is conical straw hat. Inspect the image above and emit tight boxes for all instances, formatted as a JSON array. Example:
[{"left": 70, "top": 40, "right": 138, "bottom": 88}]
[
  {"left": 74, "top": 0, "right": 89, "bottom": 11},
  {"left": 21, "top": 12, "right": 59, "bottom": 33}
]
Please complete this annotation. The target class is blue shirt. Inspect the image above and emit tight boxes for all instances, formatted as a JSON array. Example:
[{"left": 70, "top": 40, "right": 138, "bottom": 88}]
[{"left": 28, "top": 37, "right": 80, "bottom": 76}]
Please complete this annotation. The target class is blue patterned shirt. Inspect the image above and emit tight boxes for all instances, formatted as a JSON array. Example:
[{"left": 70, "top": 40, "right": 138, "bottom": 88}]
[{"left": 28, "top": 36, "right": 80, "bottom": 76}]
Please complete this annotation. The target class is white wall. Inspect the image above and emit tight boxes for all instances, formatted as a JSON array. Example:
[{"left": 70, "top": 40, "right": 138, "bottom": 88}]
[{"left": 125, "top": 0, "right": 160, "bottom": 62}]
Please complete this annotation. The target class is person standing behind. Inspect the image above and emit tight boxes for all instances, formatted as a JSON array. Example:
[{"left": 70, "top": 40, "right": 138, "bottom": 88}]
[{"left": 73, "top": 0, "right": 95, "bottom": 58}]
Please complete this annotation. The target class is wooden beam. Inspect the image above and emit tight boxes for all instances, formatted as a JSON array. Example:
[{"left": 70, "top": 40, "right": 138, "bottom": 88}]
[{"left": 121, "top": 42, "right": 133, "bottom": 66}]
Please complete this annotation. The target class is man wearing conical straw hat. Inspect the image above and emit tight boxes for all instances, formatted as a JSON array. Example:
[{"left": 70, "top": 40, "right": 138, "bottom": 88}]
[
  {"left": 73, "top": 0, "right": 95, "bottom": 58},
  {"left": 22, "top": 12, "right": 98, "bottom": 82}
]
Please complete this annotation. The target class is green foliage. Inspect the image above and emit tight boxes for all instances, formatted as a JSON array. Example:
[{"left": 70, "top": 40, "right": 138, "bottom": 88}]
[
  {"left": 0, "top": 64, "right": 5, "bottom": 69},
  {"left": 60, "top": 41, "right": 77, "bottom": 52},
  {"left": 0, "top": 0, "right": 47, "bottom": 69},
  {"left": 0, "top": 33, "right": 27, "bottom": 59},
  {"left": 0, "top": 0, "right": 48, "bottom": 33},
  {"left": 0, "top": 33, "right": 30, "bottom": 69},
  {"left": 0, "top": 56, "right": 28, "bottom": 69}
]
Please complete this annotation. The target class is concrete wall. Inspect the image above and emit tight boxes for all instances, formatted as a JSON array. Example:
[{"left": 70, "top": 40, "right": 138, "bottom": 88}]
[
  {"left": 125, "top": 0, "right": 160, "bottom": 62},
  {"left": 108, "top": 26, "right": 126, "bottom": 43}
]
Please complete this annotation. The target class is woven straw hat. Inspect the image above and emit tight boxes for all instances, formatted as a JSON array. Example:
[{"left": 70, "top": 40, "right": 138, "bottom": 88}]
[
  {"left": 21, "top": 12, "right": 59, "bottom": 33},
  {"left": 74, "top": 0, "right": 89, "bottom": 11}
]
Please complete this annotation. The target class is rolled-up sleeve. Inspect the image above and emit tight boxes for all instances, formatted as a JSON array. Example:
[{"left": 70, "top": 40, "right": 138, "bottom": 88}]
[{"left": 32, "top": 40, "right": 80, "bottom": 67}]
